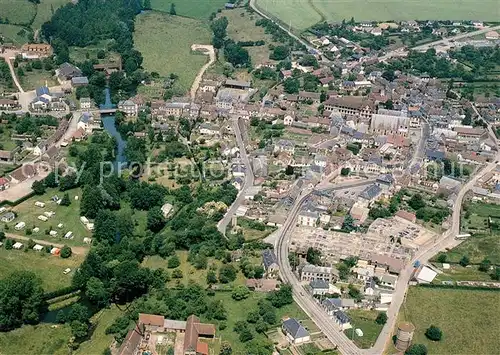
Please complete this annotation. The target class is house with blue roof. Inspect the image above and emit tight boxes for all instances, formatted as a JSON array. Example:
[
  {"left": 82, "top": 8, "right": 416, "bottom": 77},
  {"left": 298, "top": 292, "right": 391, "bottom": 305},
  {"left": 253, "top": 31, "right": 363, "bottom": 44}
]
[
  {"left": 282, "top": 318, "right": 310, "bottom": 344},
  {"left": 359, "top": 184, "right": 382, "bottom": 203},
  {"left": 334, "top": 310, "right": 352, "bottom": 330},
  {"left": 262, "top": 249, "right": 279, "bottom": 279}
]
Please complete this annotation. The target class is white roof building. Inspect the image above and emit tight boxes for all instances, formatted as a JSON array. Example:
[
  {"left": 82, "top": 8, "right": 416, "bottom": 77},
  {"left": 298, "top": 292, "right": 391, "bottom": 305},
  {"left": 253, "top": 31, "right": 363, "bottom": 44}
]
[
  {"left": 415, "top": 266, "right": 437, "bottom": 283},
  {"left": 13, "top": 242, "right": 23, "bottom": 249}
]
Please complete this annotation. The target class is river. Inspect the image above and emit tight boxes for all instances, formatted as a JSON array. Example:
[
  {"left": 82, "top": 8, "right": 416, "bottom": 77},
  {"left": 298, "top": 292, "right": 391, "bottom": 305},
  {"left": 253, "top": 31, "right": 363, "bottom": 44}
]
[{"left": 100, "top": 88, "right": 127, "bottom": 164}]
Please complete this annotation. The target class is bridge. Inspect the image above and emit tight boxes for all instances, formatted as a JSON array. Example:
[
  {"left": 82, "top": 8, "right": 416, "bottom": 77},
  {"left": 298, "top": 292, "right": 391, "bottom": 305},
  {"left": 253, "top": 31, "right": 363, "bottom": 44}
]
[{"left": 99, "top": 108, "right": 117, "bottom": 115}]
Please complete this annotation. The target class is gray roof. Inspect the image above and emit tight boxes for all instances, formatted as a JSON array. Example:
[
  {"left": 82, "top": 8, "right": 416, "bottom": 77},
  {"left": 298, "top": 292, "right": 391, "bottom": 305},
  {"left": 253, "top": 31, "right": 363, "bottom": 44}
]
[
  {"left": 335, "top": 310, "right": 351, "bottom": 324},
  {"left": 380, "top": 274, "right": 398, "bottom": 285},
  {"left": 282, "top": 318, "right": 310, "bottom": 339},
  {"left": 341, "top": 298, "right": 356, "bottom": 308},
  {"left": 360, "top": 184, "right": 382, "bottom": 200},
  {"left": 323, "top": 298, "right": 341, "bottom": 309},
  {"left": 365, "top": 278, "right": 376, "bottom": 290},
  {"left": 309, "top": 279, "right": 329, "bottom": 289},
  {"left": 71, "top": 76, "right": 89, "bottom": 85},
  {"left": 262, "top": 249, "right": 278, "bottom": 269},
  {"left": 299, "top": 210, "right": 319, "bottom": 219},
  {"left": 225, "top": 79, "right": 251, "bottom": 88}
]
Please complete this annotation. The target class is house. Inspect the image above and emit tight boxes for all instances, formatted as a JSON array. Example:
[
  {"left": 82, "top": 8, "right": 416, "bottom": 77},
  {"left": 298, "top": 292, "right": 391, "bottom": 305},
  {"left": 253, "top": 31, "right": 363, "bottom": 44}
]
[
  {"left": 282, "top": 318, "right": 311, "bottom": 344},
  {"left": 0, "top": 150, "right": 14, "bottom": 163},
  {"left": 0, "top": 177, "right": 9, "bottom": 190},
  {"left": 0, "top": 212, "right": 15, "bottom": 222},
  {"left": 300, "top": 264, "right": 338, "bottom": 283},
  {"left": 415, "top": 266, "right": 437, "bottom": 284},
  {"left": 57, "top": 62, "right": 82, "bottom": 81},
  {"left": 262, "top": 249, "right": 279, "bottom": 278},
  {"left": 224, "top": 79, "right": 251, "bottom": 90},
  {"left": 9, "top": 164, "right": 36, "bottom": 183},
  {"left": 284, "top": 115, "right": 294, "bottom": 126},
  {"left": 13, "top": 242, "right": 23, "bottom": 249},
  {"left": 71, "top": 76, "right": 89, "bottom": 87},
  {"left": 161, "top": 203, "right": 173, "bottom": 218},
  {"left": 359, "top": 184, "right": 382, "bottom": 203},
  {"left": 298, "top": 91, "right": 321, "bottom": 103},
  {"left": 118, "top": 100, "right": 138, "bottom": 116},
  {"left": 33, "top": 244, "right": 44, "bottom": 252},
  {"left": 0, "top": 99, "right": 19, "bottom": 110},
  {"left": 322, "top": 298, "right": 356, "bottom": 314},
  {"left": 485, "top": 31, "right": 499, "bottom": 40},
  {"left": 199, "top": 123, "right": 220, "bottom": 136},
  {"left": 80, "top": 97, "right": 92, "bottom": 110},
  {"left": 298, "top": 210, "right": 319, "bottom": 227},
  {"left": 78, "top": 112, "right": 95, "bottom": 133},
  {"left": 231, "top": 177, "right": 244, "bottom": 191},
  {"left": 324, "top": 96, "right": 375, "bottom": 119},
  {"left": 334, "top": 311, "right": 352, "bottom": 330},
  {"left": 21, "top": 43, "right": 53, "bottom": 58},
  {"left": 274, "top": 139, "right": 295, "bottom": 153},
  {"left": 395, "top": 210, "right": 416, "bottom": 223},
  {"left": 200, "top": 80, "right": 219, "bottom": 93},
  {"left": 379, "top": 274, "right": 398, "bottom": 289},
  {"left": 364, "top": 278, "right": 376, "bottom": 296},
  {"left": 309, "top": 279, "right": 330, "bottom": 295}
]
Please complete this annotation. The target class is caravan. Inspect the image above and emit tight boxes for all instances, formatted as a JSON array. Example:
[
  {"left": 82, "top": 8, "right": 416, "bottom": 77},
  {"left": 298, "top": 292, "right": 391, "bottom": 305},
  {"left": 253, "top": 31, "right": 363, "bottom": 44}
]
[
  {"left": 34, "top": 201, "right": 45, "bottom": 208},
  {"left": 38, "top": 215, "right": 48, "bottom": 222},
  {"left": 15, "top": 222, "right": 26, "bottom": 230},
  {"left": 64, "top": 231, "right": 73, "bottom": 239}
]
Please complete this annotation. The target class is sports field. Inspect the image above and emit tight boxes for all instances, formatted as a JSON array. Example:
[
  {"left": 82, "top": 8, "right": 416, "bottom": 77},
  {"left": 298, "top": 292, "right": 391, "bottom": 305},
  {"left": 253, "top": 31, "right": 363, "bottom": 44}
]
[
  {"left": 134, "top": 11, "right": 211, "bottom": 94},
  {"left": 150, "top": 0, "right": 227, "bottom": 20},
  {"left": 399, "top": 287, "right": 500, "bottom": 355},
  {"left": 255, "top": 0, "right": 500, "bottom": 31}
]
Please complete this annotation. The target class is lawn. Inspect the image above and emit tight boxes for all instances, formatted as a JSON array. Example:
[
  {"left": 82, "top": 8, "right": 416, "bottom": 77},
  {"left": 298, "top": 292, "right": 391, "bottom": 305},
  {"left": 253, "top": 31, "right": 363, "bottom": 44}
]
[
  {"left": 31, "top": 0, "right": 70, "bottom": 30},
  {"left": 134, "top": 11, "right": 212, "bottom": 95},
  {"left": 432, "top": 264, "right": 494, "bottom": 283},
  {"left": 150, "top": 0, "right": 227, "bottom": 20},
  {"left": 0, "top": 247, "right": 83, "bottom": 292},
  {"left": 0, "top": 127, "right": 17, "bottom": 151},
  {"left": 19, "top": 67, "right": 59, "bottom": 91},
  {"left": 0, "top": 0, "right": 37, "bottom": 25},
  {"left": 0, "top": 24, "right": 30, "bottom": 45},
  {"left": 235, "top": 217, "right": 277, "bottom": 241},
  {"left": 69, "top": 41, "right": 119, "bottom": 64},
  {"left": 0, "top": 323, "right": 71, "bottom": 355},
  {"left": 255, "top": 0, "right": 500, "bottom": 31},
  {"left": 344, "top": 310, "right": 383, "bottom": 349},
  {"left": 220, "top": 8, "right": 277, "bottom": 65},
  {"left": 440, "top": 234, "right": 500, "bottom": 264},
  {"left": 211, "top": 291, "right": 311, "bottom": 354},
  {"left": 7, "top": 188, "right": 92, "bottom": 246},
  {"left": 399, "top": 287, "right": 500, "bottom": 355}
]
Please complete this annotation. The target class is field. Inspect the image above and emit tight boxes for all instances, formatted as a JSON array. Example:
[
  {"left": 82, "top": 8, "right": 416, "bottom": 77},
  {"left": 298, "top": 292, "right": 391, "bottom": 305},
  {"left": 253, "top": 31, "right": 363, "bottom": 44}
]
[
  {"left": 399, "top": 287, "right": 500, "bottom": 355},
  {"left": 19, "top": 67, "right": 59, "bottom": 91},
  {"left": 150, "top": 0, "right": 227, "bottom": 20},
  {"left": 0, "top": 247, "right": 83, "bottom": 292},
  {"left": 255, "top": 0, "right": 500, "bottom": 31},
  {"left": 31, "top": 0, "right": 70, "bottom": 30},
  {"left": 433, "top": 264, "right": 494, "bottom": 282},
  {"left": 0, "top": 127, "right": 17, "bottom": 151},
  {"left": 7, "top": 188, "right": 92, "bottom": 246},
  {"left": 440, "top": 234, "right": 500, "bottom": 264},
  {"left": 0, "top": 24, "right": 30, "bottom": 45},
  {"left": 235, "top": 217, "right": 277, "bottom": 241},
  {"left": 344, "top": 310, "right": 383, "bottom": 349},
  {"left": 134, "top": 11, "right": 211, "bottom": 94},
  {"left": 0, "top": 0, "right": 36, "bottom": 25},
  {"left": 0, "top": 323, "right": 71, "bottom": 355},
  {"left": 220, "top": 8, "right": 278, "bottom": 65}
]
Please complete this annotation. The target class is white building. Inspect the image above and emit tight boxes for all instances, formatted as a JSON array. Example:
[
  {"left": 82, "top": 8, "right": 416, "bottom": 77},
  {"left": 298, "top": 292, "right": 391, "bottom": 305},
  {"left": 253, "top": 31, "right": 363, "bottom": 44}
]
[
  {"left": 282, "top": 318, "right": 311, "bottom": 344},
  {"left": 118, "top": 100, "right": 138, "bottom": 116},
  {"left": 298, "top": 210, "right": 319, "bottom": 227}
]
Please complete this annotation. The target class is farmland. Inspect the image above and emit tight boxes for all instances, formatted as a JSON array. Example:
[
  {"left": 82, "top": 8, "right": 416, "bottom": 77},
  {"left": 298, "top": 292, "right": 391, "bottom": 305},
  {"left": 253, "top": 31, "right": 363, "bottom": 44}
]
[
  {"left": 134, "top": 11, "right": 211, "bottom": 95},
  {"left": 0, "top": 0, "right": 36, "bottom": 25},
  {"left": 150, "top": 0, "right": 227, "bottom": 20},
  {"left": 399, "top": 287, "right": 500, "bottom": 355},
  {"left": 0, "top": 24, "right": 30, "bottom": 45},
  {"left": 31, "top": 0, "right": 70, "bottom": 30},
  {"left": 255, "top": 0, "right": 500, "bottom": 31},
  {"left": 0, "top": 247, "right": 83, "bottom": 292}
]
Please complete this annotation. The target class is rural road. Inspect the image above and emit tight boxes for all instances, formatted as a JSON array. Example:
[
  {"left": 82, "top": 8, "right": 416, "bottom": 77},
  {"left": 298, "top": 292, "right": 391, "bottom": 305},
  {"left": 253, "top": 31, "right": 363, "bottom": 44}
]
[
  {"left": 1, "top": 50, "right": 24, "bottom": 93},
  {"left": 6, "top": 233, "right": 89, "bottom": 255},
  {"left": 190, "top": 44, "right": 215, "bottom": 103}
]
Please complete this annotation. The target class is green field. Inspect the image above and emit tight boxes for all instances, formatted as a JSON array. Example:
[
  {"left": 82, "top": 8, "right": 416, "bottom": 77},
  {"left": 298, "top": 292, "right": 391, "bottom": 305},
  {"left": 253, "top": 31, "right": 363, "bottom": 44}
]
[
  {"left": 8, "top": 188, "right": 92, "bottom": 246},
  {"left": 19, "top": 67, "right": 59, "bottom": 91},
  {"left": 0, "top": 24, "right": 30, "bottom": 45},
  {"left": 399, "top": 287, "right": 500, "bottom": 355},
  {"left": 0, "top": 323, "right": 71, "bottom": 355},
  {"left": 255, "top": 0, "right": 500, "bottom": 31},
  {"left": 134, "top": 11, "right": 211, "bottom": 94},
  {"left": 433, "top": 264, "right": 494, "bottom": 282},
  {"left": 150, "top": 0, "right": 227, "bottom": 20},
  {"left": 0, "top": 247, "right": 83, "bottom": 292},
  {"left": 32, "top": 0, "right": 70, "bottom": 30},
  {"left": 440, "top": 234, "right": 500, "bottom": 264},
  {"left": 344, "top": 310, "right": 383, "bottom": 349},
  {"left": 0, "top": 0, "right": 36, "bottom": 25}
]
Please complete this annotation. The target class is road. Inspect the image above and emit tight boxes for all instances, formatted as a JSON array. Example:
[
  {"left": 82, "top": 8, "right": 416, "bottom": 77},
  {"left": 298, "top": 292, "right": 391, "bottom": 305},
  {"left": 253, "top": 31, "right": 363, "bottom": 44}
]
[
  {"left": 217, "top": 117, "right": 255, "bottom": 234},
  {"left": 408, "top": 120, "right": 430, "bottom": 172},
  {"left": 189, "top": 44, "right": 215, "bottom": 103}
]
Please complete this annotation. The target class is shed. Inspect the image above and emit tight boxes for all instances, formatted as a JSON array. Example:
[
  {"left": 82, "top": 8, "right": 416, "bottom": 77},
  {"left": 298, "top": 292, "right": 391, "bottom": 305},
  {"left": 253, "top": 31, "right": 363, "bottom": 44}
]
[{"left": 13, "top": 242, "right": 23, "bottom": 249}]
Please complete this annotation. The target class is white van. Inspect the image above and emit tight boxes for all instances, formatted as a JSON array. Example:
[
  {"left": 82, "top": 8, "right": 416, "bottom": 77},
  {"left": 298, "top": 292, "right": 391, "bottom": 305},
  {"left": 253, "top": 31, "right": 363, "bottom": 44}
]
[{"left": 64, "top": 231, "right": 73, "bottom": 239}]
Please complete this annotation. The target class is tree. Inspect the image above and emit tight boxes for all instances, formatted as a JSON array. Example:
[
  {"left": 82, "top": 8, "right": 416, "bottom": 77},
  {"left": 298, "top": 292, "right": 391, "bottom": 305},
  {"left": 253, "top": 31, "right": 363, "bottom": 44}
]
[
  {"left": 60, "top": 245, "right": 72, "bottom": 258},
  {"left": 32, "top": 180, "right": 46, "bottom": 195},
  {"left": 218, "top": 264, "right": 237, "bottom": 283},
  {"left": 231, "top": 285, "right": 250, "bottom": 301},
  {"left": 270, "top": 45, "right": 289, "bottom": 60},
  {"left": 342, "top": 214, "right": 355, "bottom": 232},
  {"left": 409, "top": 194, "right": 426, "bottom": 210},
  {"left": 340, "top": 167, "right": 350, "bottom": 176},
  {"left": 168, "top": 255, "right": 180, "bottom": 268},
  {"left": 206, "top": 270, "right": 217, "bottom": 284},
  {"left": 219, "top": 342, "right": 232, "bottom": 355},
  {"left": 147, "top": 207, "right": 166, "bottom": 232},
  {"left": 70, "top": 320, "right": 89, "bottom": 338},
  {"left": 246, "top": 310, "right": 260, "bottom": 323},
  {"left": 172, "top": 269, "right": 183, "bottom": 278},
  {"left": 0, "top": 271, "right": 45, "bottom": 331},
  {"left": 285, "top": 165, "right": 294, "bottom": 175},
  {"left": 283, "top": 77, "right": 300, "bottom": 94},
  {"left": 238, "top": 328, "right": 254, "bottom": 342},
  {"left": 143, "top": 0, "right": 152, "bottom": 10},
  {"left": 437, "top": 253, "right": 447, "bottom": 263},
  {"left": 60, "top": 193, "right": 71, "bottom": 206},
  {"left": 306, "top": 247, "right": 321, "bottom": 265},
  {"left": 267, "top": 284, "right": 293, "bottom": 308},
  {"left": 478, "top": 258, "right": 491, "bottom": 272},
  {"left": 169, "top": 3, "right": 176, "bottom": 15},
  {"left": 425, "top": 325, "right": 442, "bottom": 341},
  {"left": 375, "top": 312, "right": 387, "bottom": 325},
  {"left": 86, "top": 277, "right": 110, "bottom": 307},
  {"left": 337, "top": 263, "right": 350, "bottom": 280},
  {"left": 44, "top": 172, "right": 58, "bottom": 188},
  {"left": 4, "top": 239, "right": 13, "bottom": 250},
  {"left": 405, "top": 344, "right": 427, "bottom": 355},
  {"left": 459, "top": 255, "right": 470, "bottom": 267}
]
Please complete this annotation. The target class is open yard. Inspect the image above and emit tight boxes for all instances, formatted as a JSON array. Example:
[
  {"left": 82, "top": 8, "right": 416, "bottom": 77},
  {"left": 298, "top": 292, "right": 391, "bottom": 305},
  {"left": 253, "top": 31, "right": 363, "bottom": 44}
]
[
  {"left": 150, "top": 0, "right": 227, "bottom": 20},
  {"left": 7, "top": 188, "right": 92, "bottom": 246},
  {"left": 0, "top": 24, "right": 30, "bottom": 45},
  {"left": 0, "top": 0, "right": 36, "bottom": 25},
  {"left": 433, "top": 264, "right": 494, "bottom": 283},
  {"left": 19, "top": 67, "right": 59, "bottom": 91},
  {"left": 134, "top": 11, "right": 212, "bottom": 95},
  {"left": 255, "top": 0, "right": 500, "bottom": 31},
  {"left": 0, "top": 323, "right": 71, "bottom": 355},
  {"left": 398, "top": 286, "right": 500, "bottom": 355},
  {"left": 0, "top": 247, "right": 83, "bottom": 292},
  {"left": 439, "top": 233, "right": 500, "bottom": 264},
  {"left": 235, "top": 217, "right": 277, "bottom": 241},
  {"left": 344, "top": 310, "right": 383, "bottom": 349}
]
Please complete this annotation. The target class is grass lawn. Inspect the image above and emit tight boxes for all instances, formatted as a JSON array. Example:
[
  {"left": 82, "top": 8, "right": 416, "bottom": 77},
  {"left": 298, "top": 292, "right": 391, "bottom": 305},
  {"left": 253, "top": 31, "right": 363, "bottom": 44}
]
[
  {"left": 75, "top": 306, "right": 125, "bottom": 355},
  {"left": 211, "top": 291, "right": 310, "bottom": 354},
  {"left": 0, "top": 127, "right": 17, "bottom": 151},
  {"left": 0, "top": 247, "right": 83, "bottom": 292},
  {"left": 0, "top": 24, "right": 30, "bottom": 45},
  {"left": 344, "top": 310, "right": 383, "bottom": 349},
  {"left": 69, "top": 41, "right": 119, "bottom": 64},
  {"left": 150, "top": 0, "right": 227, "bottom": 20},
  {"left": 433, "top": 264, "right": 494, "bottom": 283},
  {"left": 19, "top": 67, "right": 59, "bottom": 91},
  {"left": 0, "top": 323, "right": 71, "bottom": 355},
  {"left": 7, "top": 188, "right": 92, "bottom": 246},
  {"left": 134, "top": 11, "right": 211, "bottom": 95},
  {"left": 236, "top": 217, "right": 277, "bottom": 241},
  {"left": 0, "top": 0, "right": 37, "bottom": 25},
  {"left": 31, "top": 0, "right": 70, "bottom": 30},
  {"left": 255, "top": 0, "right": 500, "bottom": 31},
  {"left": 220, "top": 8, "right": 277, "bottom": 65},
  {"left": 440, "top": 234, "right": 500, "bottom": 264},
  {"left": 399, "top": 287, "right": 500, "bottom": 355}
]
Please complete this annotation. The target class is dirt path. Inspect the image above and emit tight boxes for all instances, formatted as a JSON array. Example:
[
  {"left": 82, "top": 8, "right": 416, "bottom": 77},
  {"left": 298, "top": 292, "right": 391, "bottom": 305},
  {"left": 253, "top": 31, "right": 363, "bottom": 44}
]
[
  {"left": 1, "top": 51, "right": 24, "bottom": 93},
  {"left": 6, "top": 233, "right": 89, "bottom": 255},
  {"left": 189, "top": 44, "right": 215, "bottom": 103}
]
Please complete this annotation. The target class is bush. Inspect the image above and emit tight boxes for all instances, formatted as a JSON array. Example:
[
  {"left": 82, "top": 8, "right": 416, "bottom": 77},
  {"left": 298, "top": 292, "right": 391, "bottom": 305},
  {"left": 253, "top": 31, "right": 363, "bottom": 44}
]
[
  {"left": 425, "top": 325, "right": 442, "bottom": 341},
  {"left": 60, "top": 245, "right": 72, "bottom": 258},
  {"left": 167, "top": 255, "right": 180, "bottom": 268},
  {"left": 405, "top": 344, "right": 427, "bottom": 355},
  {"left": 375, "top": 312, "right": 387, "bottom": 325}
]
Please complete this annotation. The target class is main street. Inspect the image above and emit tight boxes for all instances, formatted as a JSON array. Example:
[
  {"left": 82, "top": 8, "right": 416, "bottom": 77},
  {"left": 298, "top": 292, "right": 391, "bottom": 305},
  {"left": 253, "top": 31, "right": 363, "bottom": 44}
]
[{"left": 217, "top": 117, "right": 255, "bottom": 234}]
